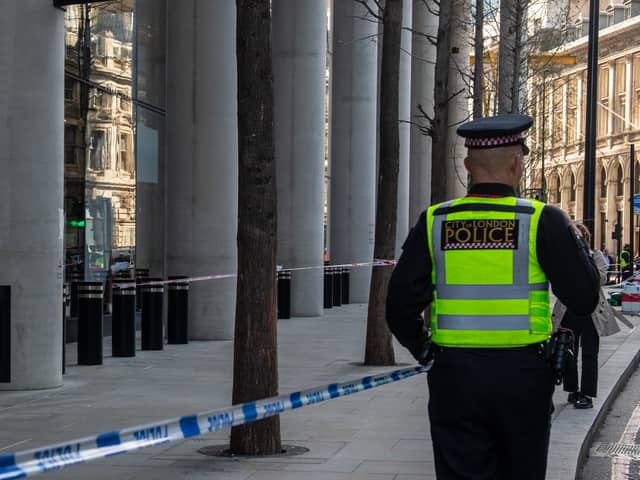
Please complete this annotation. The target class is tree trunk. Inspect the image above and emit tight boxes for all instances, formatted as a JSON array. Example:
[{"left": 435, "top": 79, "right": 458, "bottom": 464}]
[
  {"left": 230, "top": 0, "right": 281, "bottom": 456},
  {"left": 364, "top": 0, "right": 403, "bottom": 366},
  {"left": 473, "top": 0, "right": 484, "bottom": 119},
  {"left": 431, "top": 0, "right": 453, "bottom": 204},
  {"left": 498, "top": 0, "right": 525, "bottom": 114}
]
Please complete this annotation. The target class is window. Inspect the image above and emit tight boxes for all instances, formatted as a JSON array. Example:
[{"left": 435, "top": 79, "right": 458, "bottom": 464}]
[
  {"left": 570, "top": 173, "right": 576, "bottom": 202},
  {"left": 634, "top": 54, "right": 640, "bottom": 128},
  {"left": 617, "top": 163, "right": 625, "bottom": 196},
  {"left": 64, "top": 126, "right": 81, "bottom": 165},
  {"left": 89, "top": 130, "right": 107, "bottom": 171},
  {"left": 600, "top": 166, "right": 607, "bottom": 198},
  {"left": 118, "top": 133, "right": 131, "bottom": 172},
  {"left": 551, "top": 172, "right": 562, "bottom": 204},
  {"left": 598, "top": 65, "right": 609, "bottom": 137},
  {"left": 64, "top": 78, "right": 74, "bottom": 101}
]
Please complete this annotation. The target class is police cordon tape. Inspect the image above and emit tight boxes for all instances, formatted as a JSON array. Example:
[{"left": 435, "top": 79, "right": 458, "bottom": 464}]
[
  {"left": 113, "top": 258, "right": 397, "bottom": 289},
  {"left": 0, "top": 363, "right": 429, "bottom": 480}
]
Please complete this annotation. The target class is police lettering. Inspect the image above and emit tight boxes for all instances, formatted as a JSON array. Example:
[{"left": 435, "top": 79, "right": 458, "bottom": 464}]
[
  {"left": 341, "top": 383, "right": 360, "bottom": 395},
  {"left": 263, "top": 401, "right": 285, "bottom": 415},
  {"left": 34, "top": 443, "right": 81, "bottom": 472},
  {"left": 442, "top": 219, "right": 519, "bottom": 250},
  {"left": 133, "top": 425, "right": 168, "bottom": 441},
  {"left": 207, "top": 412, "right": 234, "bottom": 432},
  {"left": 303, "top": 391, "right": 324, "bottom": 405}
]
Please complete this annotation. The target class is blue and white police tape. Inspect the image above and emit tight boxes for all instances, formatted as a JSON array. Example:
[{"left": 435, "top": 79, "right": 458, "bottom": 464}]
[{"left": 0, "top": 363, "right": 430, "bottom": 480}]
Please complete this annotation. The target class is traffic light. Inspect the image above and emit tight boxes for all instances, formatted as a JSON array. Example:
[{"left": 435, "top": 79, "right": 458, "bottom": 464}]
[{"left": 67, "top": 220, "right": 85, "bottom": 228}]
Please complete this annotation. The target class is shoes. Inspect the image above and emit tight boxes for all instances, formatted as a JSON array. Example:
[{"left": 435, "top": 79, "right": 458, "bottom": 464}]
[
  {"left": 567, "top": 392, "right": 578, "bottom": 404},
  {"left": 574, "top": 393, "right": 593, "bottom": 409}
]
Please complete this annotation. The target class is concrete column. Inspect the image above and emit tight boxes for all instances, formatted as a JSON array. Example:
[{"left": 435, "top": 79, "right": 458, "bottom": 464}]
[
  {"left": 395, "top": 0, "right": 412, "bottom": 254},
  {"left": 166, "top": 0, "right": 237, "bottom": 340},
  {"left": 0, "top": 2, "right": 64, "bottom": 389},
  {"left": 330, "top": 2, "right": 378, "bottom": 303},
  {"left": 273, "top": 0, "right": 326, "bottom": 317},
  {"left": 409, "top": 0, "right": 436, "bottom": 223},
  {"left": 135, "top": 0, "right": 166, "bottom": 279},
  {"left": 447, "top": 0, "right": 470, "bottom": 198}
]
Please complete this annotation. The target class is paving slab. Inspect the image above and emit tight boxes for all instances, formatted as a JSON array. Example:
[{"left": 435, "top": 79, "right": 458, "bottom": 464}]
[{"left": 1, "top": 300, "right": 639, "bottom": 480}]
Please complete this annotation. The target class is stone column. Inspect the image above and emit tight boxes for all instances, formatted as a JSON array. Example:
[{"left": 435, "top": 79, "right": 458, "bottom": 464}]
[
  {"left": 626, "top": 55, "right": 633, "bottom": 132},
  {"left": 608, "top": 61, "right": 615, "bottom": 143},
  {"left": 395, "top": 0, "right": 412, "bottom": 254},
  {"left": 166, "top": 0, "right": 237, "bottom": 340},
  {"left": 409, "top": 0, "right": 436, "bottom": 223},
  {"left": 577, "top": 72, "right": 583, "bottom": 140},
  {"left": 330, "top": 2, "right": 378, "bottom": 303},
  {"left": 273, "top": 0, "right": 326, "bottom": 317},
  {"left": 0, "top": 2, "right": 64, "bottom": 389}
]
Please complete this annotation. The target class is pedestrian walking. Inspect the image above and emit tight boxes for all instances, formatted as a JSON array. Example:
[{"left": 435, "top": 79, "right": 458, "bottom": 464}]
[
  {"left": 553, "top": 226, "right": 632, "bottom": 409},
  {"left": 386, "top": 114, "right": 600, "bottom": 480}
]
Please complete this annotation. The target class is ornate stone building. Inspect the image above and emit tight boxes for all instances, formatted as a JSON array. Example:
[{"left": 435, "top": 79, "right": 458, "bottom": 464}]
[{"left": 529, "top": 2, "right": 640, "bottom": 254}]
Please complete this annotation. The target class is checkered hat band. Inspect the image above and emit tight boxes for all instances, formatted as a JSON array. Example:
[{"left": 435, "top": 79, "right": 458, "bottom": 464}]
[{"left": 464, "top": 133, "right": 523, "bottom": 148}]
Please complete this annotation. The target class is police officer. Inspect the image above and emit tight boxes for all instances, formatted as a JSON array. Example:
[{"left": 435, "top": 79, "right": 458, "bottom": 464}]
[
  {"left": 620, "top": 243, "right": 632, "bottom": 280},
  {"left": 386, "top": 114, "right": 600, "bottom": 480}
]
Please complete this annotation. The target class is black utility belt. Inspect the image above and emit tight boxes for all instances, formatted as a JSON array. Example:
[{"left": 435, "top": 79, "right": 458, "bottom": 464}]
[{"left": 435, "top": 342, "right": 546, "bottom": 352}]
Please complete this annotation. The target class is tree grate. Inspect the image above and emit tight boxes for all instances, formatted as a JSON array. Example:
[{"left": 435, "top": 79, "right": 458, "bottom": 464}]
[{"left": 591, "top": 442, "right": 640, "bottom": 459}]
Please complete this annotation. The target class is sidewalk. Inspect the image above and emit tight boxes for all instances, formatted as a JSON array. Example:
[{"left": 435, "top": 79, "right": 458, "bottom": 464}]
[{"left": 0, "top": 301, "right": 639, "bottom": 480}]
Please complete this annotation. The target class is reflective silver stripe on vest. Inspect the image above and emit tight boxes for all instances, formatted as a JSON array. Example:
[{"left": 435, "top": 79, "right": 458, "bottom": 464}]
[
  {"left": 435, "top": 282, "right": 548, "bottom": 300},
  {"left": 431, "top": 200, "right": 455, "bottom": 286},
  {"left": 513, "top": 198, "right": 532, "bottom": 285},
  {"left": 437, "top": 314, "right": 531, "bottom": 330}
]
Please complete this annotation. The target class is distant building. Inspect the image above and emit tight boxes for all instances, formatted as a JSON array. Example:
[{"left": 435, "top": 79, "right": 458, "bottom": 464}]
[{"left": 528, "top": 1, "right": 640, "bottom": 254}]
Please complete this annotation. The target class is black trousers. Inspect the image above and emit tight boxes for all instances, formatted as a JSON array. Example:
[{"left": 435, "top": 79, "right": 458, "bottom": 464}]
[
  {"left": 560, "top": 312, "right": 599, "bottom": 397},
  {"left": 428, "top": 346, "right": 554, "bottom": 480}
]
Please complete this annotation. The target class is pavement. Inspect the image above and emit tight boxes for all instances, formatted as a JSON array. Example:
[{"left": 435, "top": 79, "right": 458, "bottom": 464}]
[{"left": 1, "top": 297, "right": 640, "bottom": 480}]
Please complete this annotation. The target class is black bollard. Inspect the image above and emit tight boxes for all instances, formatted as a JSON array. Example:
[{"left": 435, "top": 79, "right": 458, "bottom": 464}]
[
  {"left": 62, "top": 283, "right": 70, "bottom": 374},
  {"left": 167, "top": 276, "right": 189, "bottom": 344},
  {"left": 341, "top": 267, "right": 350, "bottom": 304},
  {"left": 77, "top": 281, "right": 103, "bottom": 365},
  {"left": 277, "top": 271, "right": 291, "bottom": 319},
  {"left": 135, "top": 268, "right": 149, "bottom": 311},
  {"left": 70, "top": 270, "right": 83, "bottom": 318},
  {"left": 141, "top": 278, "right": 164, "bottom": 350},
  {"left": 323, "top": 267, "right": 333, "bottom": 309},
  {"left": 332, "top": 267, "right": 342, "bottom": 307},
  {"left": 112, "top": 280, "right": 136, "bottom": 357}
]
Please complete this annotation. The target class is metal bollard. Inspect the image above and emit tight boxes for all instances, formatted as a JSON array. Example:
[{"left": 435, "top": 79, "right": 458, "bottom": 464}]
[
  {"left": 341, "top": 267, "right": 350, "bottom": 304},
  {"left": 70, "top": 271, "right": 83, "bottom": 318},
  {"left": 135, "top": 268, "right": 150, "bottom": 311},
  {"left": 112, "top": 281, "right": 136, "bottom": 357},
  {"left": 278, "top": 270, "right": 291, "bottom": 319},
  {"left": 323, "top": 267, "right": 333, "bottom": 309},
  {"left": 167, "top": 276, "right": 189, "bottom": 344},
  {"left": 77, "top": 281, "right": 103, "bottom": 365},
  {"left": 332, "top": 267, "right": 342, "bottom": 307},
  {"left": 141, "top": 278, "right": 164, "bottom": 350}
]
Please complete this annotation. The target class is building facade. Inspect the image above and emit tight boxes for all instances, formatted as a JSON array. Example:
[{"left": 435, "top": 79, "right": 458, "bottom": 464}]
[{"left": 529, "top": 2, "right": 640, "bottom": 256}]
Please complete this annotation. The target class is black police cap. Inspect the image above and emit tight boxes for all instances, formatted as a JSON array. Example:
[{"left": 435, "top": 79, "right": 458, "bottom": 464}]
[{"left": 457, "top": 114, "right": 533, "bottom": 154}]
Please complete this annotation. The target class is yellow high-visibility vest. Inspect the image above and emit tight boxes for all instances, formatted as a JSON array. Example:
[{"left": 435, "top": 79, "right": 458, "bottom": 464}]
[{"left": 426, "top": 196, "right": 551, "bottom": 347}]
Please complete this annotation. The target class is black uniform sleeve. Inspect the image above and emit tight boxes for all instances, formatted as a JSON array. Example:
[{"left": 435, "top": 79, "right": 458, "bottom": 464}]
[
  {"left": 386, "top": 213, "right": 433, "bottom": 359},
  {"left": 536, "top": 205, "right": 600, "bottom": 315}
]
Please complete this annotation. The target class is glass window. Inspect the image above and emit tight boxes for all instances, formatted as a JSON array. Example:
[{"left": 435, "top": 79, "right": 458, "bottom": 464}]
[
  {"left": 617, "top": 163, "right": 624, "bottom": 196},
  {"left": 600, "top": 166, "right": 607, "bottom": 198},
  {"left": 570, "top": 174, "right": 576, "bottom": 202},
  {"left": 89, "top": 130, "right": 107, "bottom": 171},
  {"left": 598, "top": 65, "right": 609, "bottom": 137}
]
